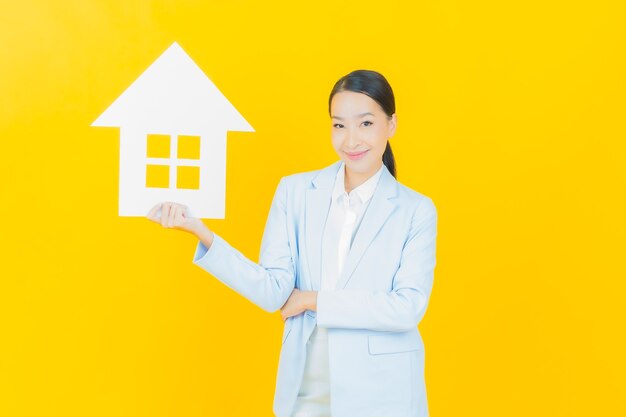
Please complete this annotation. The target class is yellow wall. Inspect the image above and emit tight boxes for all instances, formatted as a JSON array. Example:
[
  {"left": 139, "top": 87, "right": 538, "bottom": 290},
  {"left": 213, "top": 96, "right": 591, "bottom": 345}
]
[{"left": 1, "top": 1, "right": 625, "bottom": 415}]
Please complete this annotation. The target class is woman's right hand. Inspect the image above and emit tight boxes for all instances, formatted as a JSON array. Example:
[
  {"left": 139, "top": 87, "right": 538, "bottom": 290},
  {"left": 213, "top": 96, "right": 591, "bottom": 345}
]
[{"left": 147, "top": 202, "right": 207, "bottom": 238}]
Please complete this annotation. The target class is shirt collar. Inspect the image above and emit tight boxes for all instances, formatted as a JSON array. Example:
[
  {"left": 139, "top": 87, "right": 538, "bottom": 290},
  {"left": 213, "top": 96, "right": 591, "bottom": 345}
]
[{"left": 332, "top": 160, "right": 384, "bottom": 205}]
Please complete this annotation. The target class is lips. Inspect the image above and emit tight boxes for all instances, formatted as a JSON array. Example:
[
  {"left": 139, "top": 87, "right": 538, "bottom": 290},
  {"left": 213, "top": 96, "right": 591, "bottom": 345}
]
[{"left": 345, "top": 149, "right": 369, "bottom": 160}]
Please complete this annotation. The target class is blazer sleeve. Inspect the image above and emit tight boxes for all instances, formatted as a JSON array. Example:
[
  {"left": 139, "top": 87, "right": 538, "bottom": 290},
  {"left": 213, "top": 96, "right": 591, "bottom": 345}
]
[
  {"left": 316, "top": 196, "right": 438, "bottom": 331},
  {"left": 191, "top": 177, "right": 296, "bottom": 313}
]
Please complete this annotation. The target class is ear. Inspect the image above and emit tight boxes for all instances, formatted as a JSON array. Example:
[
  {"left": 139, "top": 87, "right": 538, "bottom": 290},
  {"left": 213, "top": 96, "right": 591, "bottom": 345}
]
[{"left": 387, "top": 113, "right": 397, "bottom": 138}]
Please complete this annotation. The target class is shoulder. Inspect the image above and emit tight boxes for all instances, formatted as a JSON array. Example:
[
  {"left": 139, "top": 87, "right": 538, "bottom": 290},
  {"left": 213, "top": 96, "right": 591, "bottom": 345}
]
[
  {"left": 394, "top": 180, "right": 438, "bottom": 221},
  {"left": 265, "top": 167, "right": 324, "bottom": 209}
]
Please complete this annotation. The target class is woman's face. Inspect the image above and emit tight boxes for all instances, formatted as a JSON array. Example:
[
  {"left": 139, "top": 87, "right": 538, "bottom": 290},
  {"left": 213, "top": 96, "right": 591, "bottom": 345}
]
[{"left": 330, "top": 91, "right": 397, "bottom": 176}]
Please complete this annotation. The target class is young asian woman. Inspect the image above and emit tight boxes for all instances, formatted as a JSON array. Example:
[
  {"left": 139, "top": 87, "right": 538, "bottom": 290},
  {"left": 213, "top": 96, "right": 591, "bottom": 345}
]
[{"left": 147, "top": 69, "right": 438, "bottom": 417}]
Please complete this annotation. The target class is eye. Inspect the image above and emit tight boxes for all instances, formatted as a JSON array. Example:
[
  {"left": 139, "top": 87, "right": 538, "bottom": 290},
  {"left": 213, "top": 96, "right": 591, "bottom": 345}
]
[
  {"left": 362, "top": 121, "right": 373, "bottom": 126},
  {"left": 333, "top": 123, "right": 344, "bottom": 128}
]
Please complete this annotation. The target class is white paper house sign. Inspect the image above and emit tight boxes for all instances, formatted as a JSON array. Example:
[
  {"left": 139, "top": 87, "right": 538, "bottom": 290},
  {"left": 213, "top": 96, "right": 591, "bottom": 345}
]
[{"left": 91, "top": 41, "right": 254, "bottom": 219}]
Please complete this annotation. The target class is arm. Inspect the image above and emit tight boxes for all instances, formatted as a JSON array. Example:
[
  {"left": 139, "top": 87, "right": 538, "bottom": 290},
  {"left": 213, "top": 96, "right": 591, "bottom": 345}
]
[
  {"left": 196, "top": 227, "right": 215, "bottom": 249},
  {"left": 315, "top": 196, "right": 438, "bottom": 332},
  {"left": 191, "top": 177, "right": 296, "bottom": 313}
]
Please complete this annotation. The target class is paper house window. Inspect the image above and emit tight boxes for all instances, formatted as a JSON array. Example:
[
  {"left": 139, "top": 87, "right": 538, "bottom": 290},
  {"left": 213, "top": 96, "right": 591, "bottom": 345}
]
[{"left": 146, "top": 133, "right": 201, "bottom": 190}]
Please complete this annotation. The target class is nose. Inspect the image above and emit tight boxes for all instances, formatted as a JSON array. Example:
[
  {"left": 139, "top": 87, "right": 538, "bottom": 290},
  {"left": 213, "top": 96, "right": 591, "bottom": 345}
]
[{"left": 346, "top": 126, "right": 360, "bottom": 148}]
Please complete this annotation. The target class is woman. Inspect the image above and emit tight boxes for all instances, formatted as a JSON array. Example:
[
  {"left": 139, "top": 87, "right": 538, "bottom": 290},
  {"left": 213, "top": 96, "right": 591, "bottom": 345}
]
[{"left": 148, "top": 69, "right": 438, "bottom": 417}]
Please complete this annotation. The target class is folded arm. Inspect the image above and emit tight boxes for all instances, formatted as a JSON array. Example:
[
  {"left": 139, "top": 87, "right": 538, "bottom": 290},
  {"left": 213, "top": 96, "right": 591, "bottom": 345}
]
[{"left": 315, "top": 196, "right": 438, "bottom": 332}]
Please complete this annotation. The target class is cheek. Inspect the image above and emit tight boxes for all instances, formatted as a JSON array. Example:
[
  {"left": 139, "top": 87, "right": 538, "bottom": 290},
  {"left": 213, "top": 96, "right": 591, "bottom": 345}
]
[
  {"left": 331, "top": 131, "right": 344, "bottom": 148},
  {"left": 364, "top": 126, "right": 388, "bottom": 144}
]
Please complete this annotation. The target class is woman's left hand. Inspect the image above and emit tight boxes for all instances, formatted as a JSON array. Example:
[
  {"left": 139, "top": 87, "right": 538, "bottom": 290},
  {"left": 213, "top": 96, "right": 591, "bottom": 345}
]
[{"left": 280, "top": 289, "right": 317, "bottom": 322}]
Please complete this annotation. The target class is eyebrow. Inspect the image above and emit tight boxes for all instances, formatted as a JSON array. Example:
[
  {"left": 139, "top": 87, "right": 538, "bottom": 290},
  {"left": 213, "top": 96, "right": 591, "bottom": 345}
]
[{"left": 332, "top": 112, "right": 375, "bottom": 120}]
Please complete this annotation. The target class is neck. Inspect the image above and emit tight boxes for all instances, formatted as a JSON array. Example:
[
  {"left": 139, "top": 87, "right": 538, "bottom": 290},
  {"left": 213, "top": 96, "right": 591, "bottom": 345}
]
[{"left": 344, "top": 162, "right": 383, "bottom": 193}]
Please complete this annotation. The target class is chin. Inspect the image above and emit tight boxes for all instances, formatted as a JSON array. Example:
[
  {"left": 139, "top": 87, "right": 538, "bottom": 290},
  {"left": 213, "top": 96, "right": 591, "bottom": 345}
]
[{"left": 344, "top": 160, "right": 370, "bottom": 172}]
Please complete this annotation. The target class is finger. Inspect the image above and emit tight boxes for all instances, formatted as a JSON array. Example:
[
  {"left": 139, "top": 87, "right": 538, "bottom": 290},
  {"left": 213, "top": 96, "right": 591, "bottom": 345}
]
[
  {"left": 147, "top": 203, "right": 162, "bottom": 222},
  {"left": 175, "top": 204, "right": 185, "bottom": 226},
  {"left": 167, "top": 203, "right": 178, "bottom": 227},
  {"left": 161, "top": 203, "right": 170, "bottom": 228}
]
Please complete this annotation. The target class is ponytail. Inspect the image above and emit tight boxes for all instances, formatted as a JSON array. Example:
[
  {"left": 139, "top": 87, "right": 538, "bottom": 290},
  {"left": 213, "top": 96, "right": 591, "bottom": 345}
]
[{"left": 382, "top": 141, "right": 397, "bottom": 179}]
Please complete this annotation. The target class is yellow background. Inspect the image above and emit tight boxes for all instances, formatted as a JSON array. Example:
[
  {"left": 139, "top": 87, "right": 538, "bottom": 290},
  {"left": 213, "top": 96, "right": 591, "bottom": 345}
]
[{"left": 1, "top": 0, "right": 625, "bottom": 416}]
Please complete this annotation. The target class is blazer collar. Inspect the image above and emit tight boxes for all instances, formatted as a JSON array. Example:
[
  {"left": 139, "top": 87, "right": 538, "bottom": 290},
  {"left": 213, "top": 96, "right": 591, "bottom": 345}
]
[
  {"left": 305, "top": 159, "right": 399, "bottom": 290},
  {"left": 332, "top": 160, "right": 384, "bottom": 206}
]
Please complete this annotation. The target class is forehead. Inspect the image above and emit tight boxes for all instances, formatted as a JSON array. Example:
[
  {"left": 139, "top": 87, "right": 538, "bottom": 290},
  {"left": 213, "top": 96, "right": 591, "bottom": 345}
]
[{"left": 330, "top": 91, "right": 382, "bottom": 117}]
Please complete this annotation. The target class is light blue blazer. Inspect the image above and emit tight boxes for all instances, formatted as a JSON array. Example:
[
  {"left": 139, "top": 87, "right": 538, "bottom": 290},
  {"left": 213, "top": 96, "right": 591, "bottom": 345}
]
[{"left": 192, "top": 159, "right": 438, "bottom": 417}]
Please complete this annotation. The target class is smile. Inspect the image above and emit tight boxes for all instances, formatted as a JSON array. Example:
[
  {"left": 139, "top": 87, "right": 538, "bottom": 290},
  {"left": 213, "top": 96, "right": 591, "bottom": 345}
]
[{"left": 345, "top": 149, "right": 369, "bottom": 160}]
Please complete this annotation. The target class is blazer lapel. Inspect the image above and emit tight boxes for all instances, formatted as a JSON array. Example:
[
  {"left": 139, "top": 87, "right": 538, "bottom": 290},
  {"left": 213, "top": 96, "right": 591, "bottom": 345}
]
[
  {"left": 305, "top": 160, "right": 343, "bottom": 291},
  {"left": 336, "top": 164, "right": 398, "bottom": 289},
  {"left": 305, "top": 160, "right": 399, "bottom": 291}
]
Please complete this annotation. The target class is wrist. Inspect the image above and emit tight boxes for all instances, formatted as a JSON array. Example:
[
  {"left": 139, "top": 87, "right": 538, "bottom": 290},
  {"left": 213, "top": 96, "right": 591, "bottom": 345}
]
[
  {"left": 307, "top": 291, "right": 318, "bottom": 311},
  {"left": 196, "top": 226, "right": 214, "bottom": 249}
]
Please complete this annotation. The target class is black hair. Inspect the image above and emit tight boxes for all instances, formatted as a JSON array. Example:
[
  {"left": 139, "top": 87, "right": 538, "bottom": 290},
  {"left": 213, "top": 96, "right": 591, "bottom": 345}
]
[{"left": 328, "top": 69, "right": 397, "bottom": 178}]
